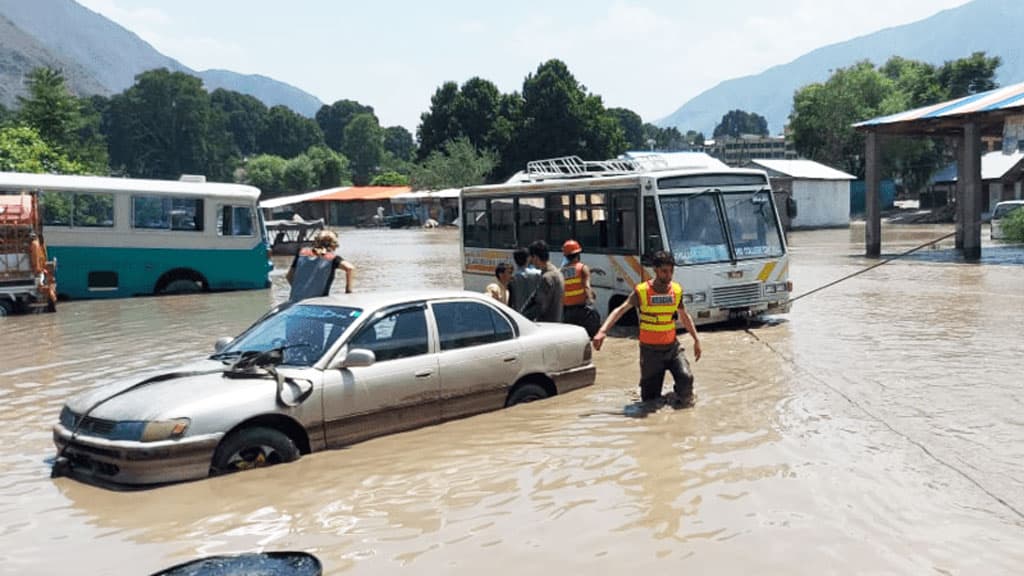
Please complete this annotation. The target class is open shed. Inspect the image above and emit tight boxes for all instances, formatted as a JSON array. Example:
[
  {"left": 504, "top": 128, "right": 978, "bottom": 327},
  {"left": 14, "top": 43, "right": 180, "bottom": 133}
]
[{"left": 855, "top": 81, "right": 1024, "bottom": 260}]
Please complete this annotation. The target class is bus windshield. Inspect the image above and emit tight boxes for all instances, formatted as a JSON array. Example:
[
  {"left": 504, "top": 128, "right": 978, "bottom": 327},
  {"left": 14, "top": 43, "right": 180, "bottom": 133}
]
[{"left": 660, "top": 189, "right": 783, "bottom": 265}]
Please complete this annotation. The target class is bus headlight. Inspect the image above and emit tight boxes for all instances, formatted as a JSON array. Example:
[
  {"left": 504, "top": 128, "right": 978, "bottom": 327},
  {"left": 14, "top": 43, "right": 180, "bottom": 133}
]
[
  {"left": 684, "top": 292, "right": 706, "bottom": 304},
  {"left": 764, "top": 282, "right": 790, "bottom": 295}
]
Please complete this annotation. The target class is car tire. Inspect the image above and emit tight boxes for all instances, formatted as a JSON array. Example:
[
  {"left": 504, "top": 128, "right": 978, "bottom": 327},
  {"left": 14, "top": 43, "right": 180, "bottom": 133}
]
[
  {"left": 210, "top": 426, "right": 300, "bottom": 476},
  {"left": 0, "top": 300, "right": 12, "bottom": 317},
  {"left": 506, "top": 382, "right": 549, "bottom": 407}
]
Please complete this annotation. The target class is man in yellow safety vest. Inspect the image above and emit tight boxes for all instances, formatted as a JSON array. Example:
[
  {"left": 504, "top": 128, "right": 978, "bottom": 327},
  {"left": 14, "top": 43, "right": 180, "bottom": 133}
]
[{"left": 592, "top": 250, "right": 702, "bottom": 407}]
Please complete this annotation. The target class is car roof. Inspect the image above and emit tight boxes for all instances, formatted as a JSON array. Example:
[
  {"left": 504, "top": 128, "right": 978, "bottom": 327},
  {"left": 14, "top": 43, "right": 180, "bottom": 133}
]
[{"left": 296, "top": 289, "right": 499, "bottom": 310}]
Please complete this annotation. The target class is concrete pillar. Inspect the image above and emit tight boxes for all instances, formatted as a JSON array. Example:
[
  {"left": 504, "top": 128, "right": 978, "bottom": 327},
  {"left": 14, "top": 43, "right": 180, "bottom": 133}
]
[
  {"left": 962, "top": 122, "right": 982, "bottom": 260},
  {"left": 864, "top": 131, "right": 881, "bottom": 257},
  {"left": 955, "top": 140, "right": 965, "bottom": 249}
]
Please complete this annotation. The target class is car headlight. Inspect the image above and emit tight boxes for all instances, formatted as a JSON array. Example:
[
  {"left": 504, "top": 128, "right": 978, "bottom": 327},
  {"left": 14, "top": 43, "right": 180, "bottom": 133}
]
[{"left": 141, "top": 418, "right": 191, "bottom": 442}]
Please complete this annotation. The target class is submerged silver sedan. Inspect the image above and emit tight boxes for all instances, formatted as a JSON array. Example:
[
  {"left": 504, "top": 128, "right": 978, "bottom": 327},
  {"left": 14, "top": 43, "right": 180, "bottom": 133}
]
[{"left": 52, "top": 291, "right": 595, "bottom": 486}]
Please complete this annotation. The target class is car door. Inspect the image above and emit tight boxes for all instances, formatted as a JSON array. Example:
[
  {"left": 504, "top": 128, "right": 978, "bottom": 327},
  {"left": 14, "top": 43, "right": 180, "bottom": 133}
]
[
  {"left": 432, "top": 299, "right": 522, "bottom": 420},
  {"left": 321, "top": 303, "right": 440, "bottom": 448}
]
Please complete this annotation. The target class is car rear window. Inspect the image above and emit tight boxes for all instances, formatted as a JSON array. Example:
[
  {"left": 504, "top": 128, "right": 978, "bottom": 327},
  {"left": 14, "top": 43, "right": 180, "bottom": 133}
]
[{"left": 434, "top": 301, "right": 514, "bottom": 351}]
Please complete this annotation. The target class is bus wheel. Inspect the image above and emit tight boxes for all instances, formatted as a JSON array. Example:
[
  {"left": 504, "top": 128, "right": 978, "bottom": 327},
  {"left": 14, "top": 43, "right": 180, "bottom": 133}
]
[
  {"left": 155, "top": 269, "right": 208, "bottom": 295},
  {"left": 0, "top": 300, "right": 12, "bottom": 317},
  {"left": 609, "top": 295, "right": 638, "bottom": 326}
]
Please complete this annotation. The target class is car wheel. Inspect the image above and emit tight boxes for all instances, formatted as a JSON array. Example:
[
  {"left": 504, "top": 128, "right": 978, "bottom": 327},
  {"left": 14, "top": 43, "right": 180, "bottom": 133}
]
[
  {"left": 0, "top": 300, "right": 12, "bottom": 317},
  {"left": 210, "top": 427, "right": 299, "bottom": 476},
  {"left": 506, "top": 382, "right": 549, "bottom": 407}
]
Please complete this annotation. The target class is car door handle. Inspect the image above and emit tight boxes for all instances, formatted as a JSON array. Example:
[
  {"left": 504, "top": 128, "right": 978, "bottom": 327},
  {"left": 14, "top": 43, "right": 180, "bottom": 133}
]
[
  {"left": 503, "top": 356, "right": 518, "bottom": 363},
  {"left": 415, "top": 370, "right": 433, "bottom": 378}
]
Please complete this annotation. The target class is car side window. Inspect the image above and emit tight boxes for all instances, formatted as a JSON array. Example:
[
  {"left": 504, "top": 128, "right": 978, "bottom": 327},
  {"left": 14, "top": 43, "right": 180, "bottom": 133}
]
[
  {"left": 349, "top": 306, "right": 428, "bottom": 362},
  {"left": 434, "top": 301, "right": 514, "bottom": 351}
]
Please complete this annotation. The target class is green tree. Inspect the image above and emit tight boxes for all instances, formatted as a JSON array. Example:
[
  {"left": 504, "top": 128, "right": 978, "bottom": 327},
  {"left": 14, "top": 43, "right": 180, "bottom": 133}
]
[
  {"left": 417, "top": 81, "right": 460, "bottom": 160},
  {"left": 504, "top": 59, "right": 625, "bottom": 177},
  {"left": 241, "top": 154, "right": 288, "bottom": 197},
  {"left": 0, "top": 102, "right": 10, "bottom": 126},
  {"left": 608, "top": 107, "right": 645, "bottom": 150},
  {"left": 315, "top": 99, "right": 375, "bottom": 153},
  {"left": 410, "top": 137, "right": 496, "bottom": 190},
  {"left": 342, "top": 113, "right": 383, "bottom": 185},
  {"left": 211, "top": 88, "right": 268, "bottom": 157},
  {"left": 938, "top": 51, "right": 1001, "bottom": 99},
  {"left": 259, "top": 105, "right": 323, "bottom": 158},
  {"left": 713, "top": 109, "right": 769, "bottom": 138},
  {"left": 382, "top": 126, "right": 415, "bottom": 161},
  {"left": 16, "top": 67, "right": 107, "bottom": 173},
  {"left": 0, "top": 125, "right": 84, "bottom": 174},
  {"left": 369, "top": 171, "right": 410, "bottom": 186},
  {"left": 454, "top": 77, "right": 501, "bottom": 150},
  {"left": 305, "top": 144, "right": 350, "bottom": 188},
  {"left": 105, "top": 68, "right": 236, "bottom": 180},
  {"left": 282, "top": 154, "right": 317, "bottom": 193}
]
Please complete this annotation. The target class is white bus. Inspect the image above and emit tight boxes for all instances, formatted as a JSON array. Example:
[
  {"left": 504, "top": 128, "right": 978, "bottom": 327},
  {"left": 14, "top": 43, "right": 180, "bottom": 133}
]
[
  {"left": 461, "top": 156, "right": 792, "bottom": 325},
  {"left": 0, "top": 172, "right": 272, "bottom": 299}
]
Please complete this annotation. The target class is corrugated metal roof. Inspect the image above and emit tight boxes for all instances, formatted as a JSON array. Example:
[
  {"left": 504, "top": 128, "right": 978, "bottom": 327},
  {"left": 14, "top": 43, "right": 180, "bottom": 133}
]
[
  {"left": 310, "top": 186, "right": 411, "bottom": 201},
  {"left": 259, "top": 187, "right": 349, "bottom": 209},
  {"left": 854, "top": 81, "right": 1024, "bottom": 128},
  {"left": 930, "top": 150, "right": 1024, "bottom": 183},
  {"left": 749, "top": 159, "right": 856, "bottom": 180}
]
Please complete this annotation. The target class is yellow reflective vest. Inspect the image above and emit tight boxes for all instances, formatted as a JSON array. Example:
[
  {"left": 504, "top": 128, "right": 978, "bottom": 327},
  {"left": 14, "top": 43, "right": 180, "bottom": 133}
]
[{"left": 636, "top": 280, "right": 682, "bottom": 346}]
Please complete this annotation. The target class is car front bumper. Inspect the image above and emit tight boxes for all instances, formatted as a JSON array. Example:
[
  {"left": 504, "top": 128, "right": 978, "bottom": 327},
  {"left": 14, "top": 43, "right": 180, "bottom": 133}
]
[
  {"left": 551, "top": 362, "right": 596, "bottom": 394},
  {"left": 52, "top": 424, "right": 223, "bottom": 486}
]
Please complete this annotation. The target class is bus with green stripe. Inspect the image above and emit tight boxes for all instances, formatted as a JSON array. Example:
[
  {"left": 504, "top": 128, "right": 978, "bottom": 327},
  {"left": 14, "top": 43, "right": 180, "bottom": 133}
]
[
  {"left": 460, "top": 155, "right": 793, "bottom": 326},
  {"left": 0, "top": 172, "right": 272, "bottom": 299}
]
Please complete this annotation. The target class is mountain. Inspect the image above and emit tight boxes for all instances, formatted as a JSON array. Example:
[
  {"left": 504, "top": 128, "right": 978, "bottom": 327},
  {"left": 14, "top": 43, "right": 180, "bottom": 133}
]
[
  {"left": 659, "top": 0, "right": 1024, "bottom": 135},
  {"left": 0, "top": 0, "right": 324, "bottom": 116}
]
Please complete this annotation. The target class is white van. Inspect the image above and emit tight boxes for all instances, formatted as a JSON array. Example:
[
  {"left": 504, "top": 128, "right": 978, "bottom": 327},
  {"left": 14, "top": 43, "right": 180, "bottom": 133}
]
[{"left": 990, "top": 200, "right": 1024, "bottom": 240}]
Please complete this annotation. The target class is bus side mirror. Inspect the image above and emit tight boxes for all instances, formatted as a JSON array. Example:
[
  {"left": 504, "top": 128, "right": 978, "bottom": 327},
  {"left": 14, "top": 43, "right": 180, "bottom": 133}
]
[{"left": 786, "top": 197, "right": 798, "bottom": 219}]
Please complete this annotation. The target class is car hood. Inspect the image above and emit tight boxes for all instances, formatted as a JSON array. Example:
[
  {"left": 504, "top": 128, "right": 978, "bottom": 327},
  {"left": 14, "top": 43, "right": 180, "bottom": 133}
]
[{"left": 64, "top": 358, "right": 308, "bottom": 421}]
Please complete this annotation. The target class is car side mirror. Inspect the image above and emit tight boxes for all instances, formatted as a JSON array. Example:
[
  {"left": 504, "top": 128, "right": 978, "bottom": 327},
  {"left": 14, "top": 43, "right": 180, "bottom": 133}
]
[
  {"left": 786, "top": 196, "right": 798, "bottom": 219},
  {"left": 214, "top": 336, "right": 234, "bottom": 353},
  {"left": 328, "top": 347, "right": 376, "bottom": 370}
]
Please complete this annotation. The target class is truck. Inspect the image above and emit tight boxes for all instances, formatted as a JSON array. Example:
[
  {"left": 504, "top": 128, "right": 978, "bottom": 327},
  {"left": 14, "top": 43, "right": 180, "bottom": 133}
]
[{"left": 0, "top": 192, "right": 57, "bottom": 315}]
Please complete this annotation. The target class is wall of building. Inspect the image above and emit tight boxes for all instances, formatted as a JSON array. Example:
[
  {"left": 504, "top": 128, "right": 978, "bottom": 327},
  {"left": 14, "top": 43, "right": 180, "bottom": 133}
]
[{"left": 790, "top": 180, "right": 850, "bottom": 229}]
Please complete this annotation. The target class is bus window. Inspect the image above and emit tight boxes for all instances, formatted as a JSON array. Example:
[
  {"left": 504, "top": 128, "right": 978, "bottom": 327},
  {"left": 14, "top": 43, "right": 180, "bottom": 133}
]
[
  {"left": 491, "top": 198, "right": 515, "bottom": 248},
  {"left": 660, "top": 195, "right": 729, "bottom": 265},
  {"left": 610, "top": 191, "right": 638, "bottom": 251},
  {"left": 546, "top": 194, "right": 571, "bottom": 245},
  {"left": 40, "top": 191, "right": 72, "bottom": 226},
  {"left": 643, "top": 197, "right": 663, "bottom": 256},
  {"left": 218, "top": 205, "right": 254, "bottom": 236},
  {"left": 133, "top": 196, "right": 204, "bottom": 231},
  {"left": 721, "top": 190, "right": 784, "bottom": 259},
  {"left": 73, "top": 193, "right": 114, "bottom": 227},
  {"left": 574, "top": 192, "right": 607, "bottom": 250},
  {"left": 463, "top": 198, "right": 488, "bottom": 247},
  {"left": 517, "top": 196, "right": 546, "bottom": 246}
]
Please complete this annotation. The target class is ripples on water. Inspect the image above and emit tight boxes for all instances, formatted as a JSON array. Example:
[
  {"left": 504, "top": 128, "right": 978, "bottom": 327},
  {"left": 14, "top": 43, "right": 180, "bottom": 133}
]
[{"left": 0, "top": 226, "right": 1022, "bottom": 575}]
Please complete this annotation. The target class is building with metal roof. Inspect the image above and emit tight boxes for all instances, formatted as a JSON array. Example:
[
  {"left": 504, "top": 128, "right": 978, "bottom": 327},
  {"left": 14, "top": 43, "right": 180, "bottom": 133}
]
[{"left": 747, "top": 159, "right": 855, "bottom": 229}]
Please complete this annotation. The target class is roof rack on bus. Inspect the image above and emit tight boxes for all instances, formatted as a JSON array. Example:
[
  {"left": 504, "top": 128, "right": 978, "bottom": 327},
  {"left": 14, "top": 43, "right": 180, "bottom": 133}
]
[{"left": 525, "top": 155, "right": 668, "bottom": 179}]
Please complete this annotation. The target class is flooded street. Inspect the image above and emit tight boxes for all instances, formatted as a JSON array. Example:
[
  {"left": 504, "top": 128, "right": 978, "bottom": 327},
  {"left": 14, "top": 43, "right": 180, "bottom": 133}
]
[{"left": 1, "top": 225, "right": 1022, "bottom": 575}]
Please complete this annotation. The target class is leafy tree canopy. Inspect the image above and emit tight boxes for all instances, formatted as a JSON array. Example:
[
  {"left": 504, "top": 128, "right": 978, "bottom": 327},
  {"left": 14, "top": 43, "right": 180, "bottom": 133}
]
[
  {"left": 259, "top": 105, "right": 324, "bottom": 159},
  {"left": 410, "top": 137, "right": 496, "bottom": 190},
  {"left": 383, "top": 125, "right": 416, "bottom": 161},
  {"left": 713, "top": 109, "right": 769, "bottom": 138},
  {"left": 0, "top": 125, "right": 84, "bottom": 174},
  {"left": 342, "top": 113, "right": 383, "bottom": 185},
  {"left": 211, "top": 88, "right": 268, "bottom": 157},
  {"left": 315, "top": 99, "right": 375, "bottom": 153},
  {"left": 608, "top": 107, "right": 644, "bottom": 150},
  {"left": 370, "top": 171, "right": 410, "bottom": 186}
]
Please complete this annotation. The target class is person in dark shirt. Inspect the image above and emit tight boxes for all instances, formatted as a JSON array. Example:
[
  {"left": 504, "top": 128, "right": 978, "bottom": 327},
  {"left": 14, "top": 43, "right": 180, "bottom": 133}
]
[
  {"left": 507, "top": 247, "right": 541, "bottom": 313},
  {"left": 521, "top": 240, "right": 564, "bottom": 322},
  {"left": 286, "top": 230, "right": 354, "bottom": 302}
]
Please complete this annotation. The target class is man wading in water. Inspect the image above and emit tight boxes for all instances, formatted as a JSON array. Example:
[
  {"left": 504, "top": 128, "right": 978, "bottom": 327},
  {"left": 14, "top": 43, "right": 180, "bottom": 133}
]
[
  {"left": 286, "top": 230, "right": 355, "bottom": 302},
  {"left": 592, "top": 250, "right": 702, "bottom": 408}
]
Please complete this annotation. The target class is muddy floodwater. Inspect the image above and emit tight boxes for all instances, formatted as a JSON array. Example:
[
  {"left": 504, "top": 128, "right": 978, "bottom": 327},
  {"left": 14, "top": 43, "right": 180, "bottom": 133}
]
[{"left": 1, "top": 225, "right": 1022, "bottom": 575}]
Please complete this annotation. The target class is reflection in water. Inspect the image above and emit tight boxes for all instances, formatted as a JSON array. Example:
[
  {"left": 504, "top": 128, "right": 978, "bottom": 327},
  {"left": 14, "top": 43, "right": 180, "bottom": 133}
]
[{"left": 1, "top": 226, "right": 1023, "bottom": 574}]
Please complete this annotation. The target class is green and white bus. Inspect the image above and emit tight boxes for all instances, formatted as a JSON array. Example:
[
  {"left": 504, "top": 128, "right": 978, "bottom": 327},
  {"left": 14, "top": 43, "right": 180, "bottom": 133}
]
[
  {"left": 461, "top": 156, "right": 792, "bottom": 326},
  {"left": 0, "top": 172, "right": 272, "bottom": 299}
]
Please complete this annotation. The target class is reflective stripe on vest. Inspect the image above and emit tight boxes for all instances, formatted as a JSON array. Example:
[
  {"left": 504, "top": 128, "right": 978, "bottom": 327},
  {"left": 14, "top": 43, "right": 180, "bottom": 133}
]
[
  {"left": 636, "top": 280, "right": 682, "bottom": 346},
  {"left": 562, "top": 261, "right": 586, "bottom": 306}
]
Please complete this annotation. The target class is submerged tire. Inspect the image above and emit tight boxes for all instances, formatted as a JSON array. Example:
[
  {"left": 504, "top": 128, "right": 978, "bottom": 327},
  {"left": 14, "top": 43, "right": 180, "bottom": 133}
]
[
  {"left": 0, "top": 300, "right": 12, "bottom": 317},
  {"left": 506, "top": 382, "right": 549, "bottom": 407},
  {"left": 210, "top": 426, "right": 300, "bottom": 476}
]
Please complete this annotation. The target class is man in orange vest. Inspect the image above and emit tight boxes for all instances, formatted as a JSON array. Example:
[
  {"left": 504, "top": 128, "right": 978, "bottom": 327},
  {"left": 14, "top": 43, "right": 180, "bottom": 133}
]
[
  {"left": 592, "top": 250, "right": 702, "bottom": 407},
  {"left": 560, "top": 239, "right": 599, "bottom": 337}
]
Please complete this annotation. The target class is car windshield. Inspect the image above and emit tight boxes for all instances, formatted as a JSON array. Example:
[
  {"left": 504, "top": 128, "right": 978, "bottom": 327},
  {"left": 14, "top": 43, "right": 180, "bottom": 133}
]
[
  {"left": 660, "top": 190, "right": 784, "bottom": 265},
  {"left": 215, "top": 304, "right": 363, "bottom": 367}
]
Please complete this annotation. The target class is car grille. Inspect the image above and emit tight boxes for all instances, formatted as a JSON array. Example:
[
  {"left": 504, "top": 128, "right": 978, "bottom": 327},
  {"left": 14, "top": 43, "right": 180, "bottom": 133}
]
[
  {"left": 61, "top": 408, "right": 117, "bottom": 438},
  {"left": 712, "top": 283, "right": 762, "bottom": 308}
]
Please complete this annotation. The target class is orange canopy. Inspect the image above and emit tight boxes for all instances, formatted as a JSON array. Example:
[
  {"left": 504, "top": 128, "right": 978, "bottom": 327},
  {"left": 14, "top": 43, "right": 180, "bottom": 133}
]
[{"left": 309, "top": 186, "right": 411, "bottom": 201}]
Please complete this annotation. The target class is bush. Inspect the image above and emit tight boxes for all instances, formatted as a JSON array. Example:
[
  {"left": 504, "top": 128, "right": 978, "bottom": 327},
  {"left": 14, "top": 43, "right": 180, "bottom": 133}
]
[{"left": 1000, "top": 207, "right": 1024, "bottom": 242}]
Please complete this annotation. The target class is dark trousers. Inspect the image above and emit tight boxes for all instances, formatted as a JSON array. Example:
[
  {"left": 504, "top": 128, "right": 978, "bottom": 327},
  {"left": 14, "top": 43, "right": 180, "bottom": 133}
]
[
  {"left": 638, "top": 340, "right": 693, "bottom": 401},
  {"left": 563, "top": 304, "right": 601, "bottom": 338}
]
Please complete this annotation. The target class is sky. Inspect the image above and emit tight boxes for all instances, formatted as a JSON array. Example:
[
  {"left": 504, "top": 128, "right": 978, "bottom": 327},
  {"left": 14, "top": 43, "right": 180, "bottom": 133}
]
[{"left": 75, "top": 0, "right": 973, "bottom": 132}]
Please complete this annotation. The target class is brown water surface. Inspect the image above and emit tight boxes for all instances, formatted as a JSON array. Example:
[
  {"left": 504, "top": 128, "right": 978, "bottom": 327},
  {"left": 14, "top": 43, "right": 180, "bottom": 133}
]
[{"left": 1, "top": 225, "right": 1022, "bottom": 575}]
